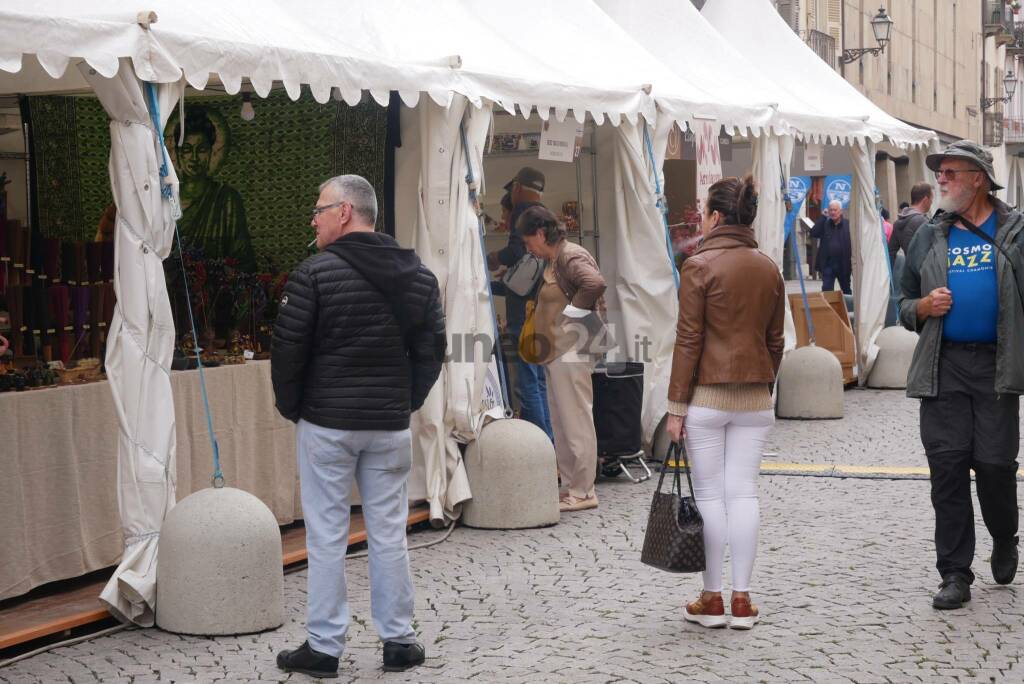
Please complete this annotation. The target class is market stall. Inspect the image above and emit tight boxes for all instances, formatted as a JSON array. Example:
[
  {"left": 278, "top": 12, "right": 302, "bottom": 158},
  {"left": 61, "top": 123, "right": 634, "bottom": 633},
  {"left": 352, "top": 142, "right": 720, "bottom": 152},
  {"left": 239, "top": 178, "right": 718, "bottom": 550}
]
[{"left": 2, "top": 0, "right": 884, "bottom": 630}]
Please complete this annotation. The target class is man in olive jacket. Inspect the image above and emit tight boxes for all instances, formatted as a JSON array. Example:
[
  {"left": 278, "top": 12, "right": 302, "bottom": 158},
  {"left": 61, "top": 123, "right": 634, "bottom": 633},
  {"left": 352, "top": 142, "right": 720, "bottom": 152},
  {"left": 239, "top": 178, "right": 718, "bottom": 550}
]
[
  {"left": 272, "top": 175, "right": 445, "bottom": 677},
  {"left": 898, "top": 141, "right": 1024, "bottom": 611}
]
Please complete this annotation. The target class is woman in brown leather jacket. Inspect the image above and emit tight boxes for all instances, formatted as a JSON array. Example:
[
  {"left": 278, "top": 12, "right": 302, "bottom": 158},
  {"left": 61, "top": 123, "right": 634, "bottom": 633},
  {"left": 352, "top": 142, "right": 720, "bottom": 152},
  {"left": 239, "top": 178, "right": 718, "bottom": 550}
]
[
  {"left": 518, "top": 205, "right": 607, "bottom": 512},
  {"left": 666, "top": 175, "right": 785, "bottom": 630}
]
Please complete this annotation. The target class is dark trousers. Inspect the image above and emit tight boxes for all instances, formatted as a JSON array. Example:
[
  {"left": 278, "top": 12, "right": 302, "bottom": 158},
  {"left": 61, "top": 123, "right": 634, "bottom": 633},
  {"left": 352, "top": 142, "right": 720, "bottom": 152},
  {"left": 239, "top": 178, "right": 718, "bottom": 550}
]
[
  {"left": 920, "top": 344, "right": 1020, "bottom": 583},
  {"left": 821, "top": 262, "right": 851, "bottom": 294}
]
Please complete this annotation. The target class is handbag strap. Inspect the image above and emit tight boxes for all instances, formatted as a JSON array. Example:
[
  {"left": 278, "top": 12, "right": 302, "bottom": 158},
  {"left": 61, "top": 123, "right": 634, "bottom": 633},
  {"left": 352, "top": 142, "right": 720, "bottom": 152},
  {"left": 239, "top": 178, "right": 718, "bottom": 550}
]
[{"left": 657, "top": 442, "right": 697, "bottom": 500}]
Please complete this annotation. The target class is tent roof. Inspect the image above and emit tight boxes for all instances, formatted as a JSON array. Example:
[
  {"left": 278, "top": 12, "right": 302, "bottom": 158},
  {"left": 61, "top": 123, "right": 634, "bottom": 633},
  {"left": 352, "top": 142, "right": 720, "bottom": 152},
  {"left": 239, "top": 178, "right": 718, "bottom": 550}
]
[
  {"left": 597, "top": 0, "right": 877, "bottom": 144},
  {"left": 0, "top": 0, "right": 771, "bottom": 130},
  {"left": 701, "top": 0, "right": 935, "bottom": 148}
]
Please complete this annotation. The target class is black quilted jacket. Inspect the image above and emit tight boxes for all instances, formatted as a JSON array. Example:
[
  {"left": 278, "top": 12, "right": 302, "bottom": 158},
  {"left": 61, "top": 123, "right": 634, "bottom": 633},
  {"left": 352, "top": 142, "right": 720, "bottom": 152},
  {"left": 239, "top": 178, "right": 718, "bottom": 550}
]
[{"left": 271, "top": 231, "right": 446, "bottom": 431}]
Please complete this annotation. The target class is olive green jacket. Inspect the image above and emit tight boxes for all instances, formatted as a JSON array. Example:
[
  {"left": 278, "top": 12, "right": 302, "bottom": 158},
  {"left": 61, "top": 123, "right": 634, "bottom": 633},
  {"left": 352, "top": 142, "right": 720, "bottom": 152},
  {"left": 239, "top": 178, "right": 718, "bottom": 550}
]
[{"left": 898, "top": 197, "right": 1024, "bottom": 398}]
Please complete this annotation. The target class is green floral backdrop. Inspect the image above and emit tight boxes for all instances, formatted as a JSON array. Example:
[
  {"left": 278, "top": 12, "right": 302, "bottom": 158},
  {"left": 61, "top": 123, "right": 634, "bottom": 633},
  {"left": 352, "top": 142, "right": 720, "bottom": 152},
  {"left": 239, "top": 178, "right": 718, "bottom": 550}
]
[{"left": 27, "top": 91, "right": 387, "bottom": 271}]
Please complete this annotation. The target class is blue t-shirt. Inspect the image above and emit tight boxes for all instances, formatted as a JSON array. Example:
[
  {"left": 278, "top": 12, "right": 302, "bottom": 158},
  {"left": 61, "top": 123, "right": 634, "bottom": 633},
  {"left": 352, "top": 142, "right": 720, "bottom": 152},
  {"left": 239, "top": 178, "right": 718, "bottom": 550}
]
[{"left": 943, "top": 212, "right": 998, "bottom": 342}]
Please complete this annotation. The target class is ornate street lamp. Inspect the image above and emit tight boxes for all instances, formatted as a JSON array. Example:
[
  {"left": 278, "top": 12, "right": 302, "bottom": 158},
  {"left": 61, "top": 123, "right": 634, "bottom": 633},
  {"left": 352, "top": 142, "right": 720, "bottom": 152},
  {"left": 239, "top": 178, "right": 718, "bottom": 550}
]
[
  {"left": 841, "top": 7, "right": 894, "bottom": 64},
  {"left": 982, "top": 69, "right": 1018, "bottom": 109}
]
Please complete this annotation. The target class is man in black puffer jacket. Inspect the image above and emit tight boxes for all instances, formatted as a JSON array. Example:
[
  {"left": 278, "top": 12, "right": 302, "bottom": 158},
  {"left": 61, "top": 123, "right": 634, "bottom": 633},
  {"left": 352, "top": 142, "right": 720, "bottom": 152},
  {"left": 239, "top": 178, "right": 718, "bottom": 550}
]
[{"left": 273, "top": 175, "right": 444, "bottom": 678}]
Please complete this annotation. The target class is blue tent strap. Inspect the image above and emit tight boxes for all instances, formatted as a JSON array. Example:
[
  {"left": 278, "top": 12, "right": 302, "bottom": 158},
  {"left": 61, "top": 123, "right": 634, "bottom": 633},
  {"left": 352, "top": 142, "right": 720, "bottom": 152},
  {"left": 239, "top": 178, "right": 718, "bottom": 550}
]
[
  {"left": 642, "top": 125, "right": 681, "bottom": 290},
  {"left": 458, "top": 121, "right": 512, "bottom": 416},
  {"left": 144, "top": 82, "right": 224, "bottom": 488}
]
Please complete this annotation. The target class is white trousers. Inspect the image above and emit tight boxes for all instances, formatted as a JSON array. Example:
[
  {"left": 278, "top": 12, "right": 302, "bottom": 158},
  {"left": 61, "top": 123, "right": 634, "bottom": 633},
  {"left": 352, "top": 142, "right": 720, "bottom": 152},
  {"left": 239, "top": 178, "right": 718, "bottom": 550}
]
[
  {"left": 296, "top": 419, "right": 417, "bottom": 657},
  {"left": 684, "top": 407, "right": 775, "bottom": 593}
]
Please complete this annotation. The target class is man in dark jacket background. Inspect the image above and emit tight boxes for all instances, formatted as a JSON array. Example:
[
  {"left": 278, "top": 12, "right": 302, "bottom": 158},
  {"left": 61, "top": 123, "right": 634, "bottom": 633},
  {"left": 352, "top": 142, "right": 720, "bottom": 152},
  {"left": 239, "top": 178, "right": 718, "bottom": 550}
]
[
  {"left": 889, "top": 181, "right": 933, "bottom": 266},
  {"left": 272, "top": 174, "right": 445, "bottom": 677},
  {"left": 809, "top": 200, "right": 852, "bottom": 294}
]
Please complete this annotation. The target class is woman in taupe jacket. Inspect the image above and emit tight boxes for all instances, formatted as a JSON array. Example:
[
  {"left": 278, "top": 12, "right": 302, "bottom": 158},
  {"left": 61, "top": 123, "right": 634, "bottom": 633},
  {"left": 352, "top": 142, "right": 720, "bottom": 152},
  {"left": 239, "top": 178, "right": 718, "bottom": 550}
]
[
  {"left": 518, "top": 205, "right": 607, "bottom": 512},
  {"left": 667, "top": 176, "right": 785, "bottom": 630}
]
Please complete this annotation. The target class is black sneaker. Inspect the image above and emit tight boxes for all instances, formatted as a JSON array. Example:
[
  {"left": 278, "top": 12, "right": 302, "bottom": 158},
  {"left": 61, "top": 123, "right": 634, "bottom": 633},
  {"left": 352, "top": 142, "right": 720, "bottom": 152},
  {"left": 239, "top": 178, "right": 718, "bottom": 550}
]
[
  {"left": 992, "top": 536, "right": 1019, "bottom": 585},
  {"left": 932, "top": 577, "right": 971, "bottom": 610},
  {"left": 382, "top": 641, "right": 425, "bottom": 672},
  {"left": 276, "top": 641, "right": 339, "bottom": 679}
]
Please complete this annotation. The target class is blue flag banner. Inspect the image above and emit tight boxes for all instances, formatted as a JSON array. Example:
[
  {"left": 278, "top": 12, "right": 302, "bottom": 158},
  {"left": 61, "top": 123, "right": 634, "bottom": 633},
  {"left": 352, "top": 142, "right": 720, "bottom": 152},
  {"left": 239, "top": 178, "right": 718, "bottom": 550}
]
[
  {"left": 823, "top": 174, "right": 853, "bottom": 210},
  {"left": 783, "top": 176, "right": 811, "bottom": 242}
]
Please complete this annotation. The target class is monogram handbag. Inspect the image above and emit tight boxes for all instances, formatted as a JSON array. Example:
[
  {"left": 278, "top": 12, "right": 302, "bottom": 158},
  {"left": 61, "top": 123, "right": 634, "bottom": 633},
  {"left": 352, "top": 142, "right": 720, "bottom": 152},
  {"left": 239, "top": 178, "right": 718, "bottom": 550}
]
[{"left": 640, "top": 442, "right": 705, "bottom": 573}]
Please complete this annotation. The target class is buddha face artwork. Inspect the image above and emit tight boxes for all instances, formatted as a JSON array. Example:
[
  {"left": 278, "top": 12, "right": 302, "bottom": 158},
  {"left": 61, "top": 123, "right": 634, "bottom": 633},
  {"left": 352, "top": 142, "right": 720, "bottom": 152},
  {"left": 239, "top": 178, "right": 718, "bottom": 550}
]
[{"left": 165, "top": 105, "right": 256, "bottom": 272}]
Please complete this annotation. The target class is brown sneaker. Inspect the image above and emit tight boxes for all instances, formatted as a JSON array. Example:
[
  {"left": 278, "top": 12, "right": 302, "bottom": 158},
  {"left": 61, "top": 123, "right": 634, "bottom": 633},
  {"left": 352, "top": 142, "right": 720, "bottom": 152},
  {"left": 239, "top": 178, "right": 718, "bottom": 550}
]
[
  {"left": 683, "top": 592, "right": 727, "bottom": 628},
  {"left": 730, "top": 594, "right": 760, "bottom": 630}
]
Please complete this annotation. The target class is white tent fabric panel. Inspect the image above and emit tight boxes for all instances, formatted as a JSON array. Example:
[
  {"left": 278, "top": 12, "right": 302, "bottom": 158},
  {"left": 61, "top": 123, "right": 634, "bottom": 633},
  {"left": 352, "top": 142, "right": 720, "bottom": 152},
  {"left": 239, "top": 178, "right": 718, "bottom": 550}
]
[
  {"left": 751, "top": 134, "right": 798, "bottom": 352},
  {"left": 592, "top": 120, "right": 678, "bottom": 445},
  {"left": 702, "top": 0, "right": 935, "bottom": 149},
  {"left": 404, "top": 97, "right": 481, "bottom": 523},
  {"left": 990, "top": 144, "right": 1009, "bottom": 202},
  {"left": 83, "top": 59, "right": 181, "bottom": 626},
  {"left": 849, "top": 140, "right": 888, "bottom": 382}
]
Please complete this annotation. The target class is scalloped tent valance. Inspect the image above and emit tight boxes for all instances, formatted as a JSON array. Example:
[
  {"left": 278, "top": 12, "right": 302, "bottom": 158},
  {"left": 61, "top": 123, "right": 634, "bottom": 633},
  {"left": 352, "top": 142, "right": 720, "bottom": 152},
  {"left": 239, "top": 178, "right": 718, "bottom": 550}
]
[{"left": 0, "top": 0, "right": 773, "bottom": 132}]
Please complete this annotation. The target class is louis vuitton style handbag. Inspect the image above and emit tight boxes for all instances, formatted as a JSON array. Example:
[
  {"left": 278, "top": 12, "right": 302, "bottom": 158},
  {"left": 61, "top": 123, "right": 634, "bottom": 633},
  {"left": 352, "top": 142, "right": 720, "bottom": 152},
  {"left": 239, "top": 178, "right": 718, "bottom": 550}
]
[{"left": 640, "top": 442, "right": 705, "bottom": 573}]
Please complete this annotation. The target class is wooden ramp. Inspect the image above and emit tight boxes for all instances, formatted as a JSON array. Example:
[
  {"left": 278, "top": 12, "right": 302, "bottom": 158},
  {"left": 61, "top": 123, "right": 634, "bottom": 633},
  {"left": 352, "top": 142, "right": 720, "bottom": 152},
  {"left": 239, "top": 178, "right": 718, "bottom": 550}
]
[{"left": 0, "top": 505, "right": 431, "bottom": 653}]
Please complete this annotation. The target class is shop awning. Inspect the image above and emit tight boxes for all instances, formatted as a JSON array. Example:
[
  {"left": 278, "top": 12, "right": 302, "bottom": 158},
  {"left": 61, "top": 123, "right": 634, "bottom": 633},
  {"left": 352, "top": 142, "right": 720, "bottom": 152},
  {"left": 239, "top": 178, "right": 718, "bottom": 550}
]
[{"left": 701, "top": 0, "right": 936, "bottom": 149}]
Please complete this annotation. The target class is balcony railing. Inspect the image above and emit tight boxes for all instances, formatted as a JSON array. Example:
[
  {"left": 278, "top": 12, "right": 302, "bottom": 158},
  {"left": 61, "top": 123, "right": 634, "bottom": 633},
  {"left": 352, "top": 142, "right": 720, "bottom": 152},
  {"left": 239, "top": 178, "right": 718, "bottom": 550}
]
[
  {"left": 1005, "top": 116, "right": 1024, "bottom": 143},
  {"left": 806, "top": 29, "right": 837, "bottom": 70},
  {"left": 985, "top": 1, "right": 1017, "bottom": 45}
]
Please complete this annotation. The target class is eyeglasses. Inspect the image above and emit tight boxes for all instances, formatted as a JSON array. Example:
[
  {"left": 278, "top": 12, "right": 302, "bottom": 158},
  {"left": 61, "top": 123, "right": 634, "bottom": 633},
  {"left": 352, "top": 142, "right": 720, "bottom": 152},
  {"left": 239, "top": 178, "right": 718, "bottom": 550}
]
[
  {"left": 934, "top": 168, "right": 981, "bottom": 181},
  {"left": 311, "top": 201, "right": 346, "bottom": 220}
]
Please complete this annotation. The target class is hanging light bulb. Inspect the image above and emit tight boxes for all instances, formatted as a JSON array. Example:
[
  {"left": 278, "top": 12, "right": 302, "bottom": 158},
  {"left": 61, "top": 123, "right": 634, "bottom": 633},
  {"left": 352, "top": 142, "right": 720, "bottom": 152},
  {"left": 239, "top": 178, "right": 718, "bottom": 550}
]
[{"left": 240, "top": 92, "right": 255, "bottom": 122}]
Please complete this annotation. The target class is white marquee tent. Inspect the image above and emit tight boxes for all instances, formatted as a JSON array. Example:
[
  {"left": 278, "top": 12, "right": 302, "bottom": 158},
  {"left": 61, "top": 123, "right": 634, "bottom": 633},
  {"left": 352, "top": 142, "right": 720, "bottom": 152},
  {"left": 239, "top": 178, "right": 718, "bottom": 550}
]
[{"left": 0, "top": 0, "right": 796, "bottom": 625}]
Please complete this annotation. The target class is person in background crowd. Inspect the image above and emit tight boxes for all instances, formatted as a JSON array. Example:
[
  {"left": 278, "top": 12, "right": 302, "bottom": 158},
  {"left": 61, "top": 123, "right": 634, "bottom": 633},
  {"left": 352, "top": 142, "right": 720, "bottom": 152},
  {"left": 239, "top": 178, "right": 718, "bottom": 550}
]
[
  {"left": 666, "top": 176, "right": 785, "bottom": 630},
  {"left": 486, "top": 167, "right": 554, "bottom": 441},
  {"left": 889, "top": 182, "right": 934, "bottom": 267},
  {"left": 518, "top": 205, "right": 607, "bottom": 512},
  {"left": 272, "top": 174, "right": 445, "bottom": 677},
  {"left": 899, "top": 201, "right": 910, "bottom": 212},
  {"left": 810, "top": 200, "right": 852, "bottom": 294},
  {"left": 899, "top": 141, "right": 1024, "bottom": 610},
  {"left": 881, "top": 207, "right": 893, "bottom": 242}
]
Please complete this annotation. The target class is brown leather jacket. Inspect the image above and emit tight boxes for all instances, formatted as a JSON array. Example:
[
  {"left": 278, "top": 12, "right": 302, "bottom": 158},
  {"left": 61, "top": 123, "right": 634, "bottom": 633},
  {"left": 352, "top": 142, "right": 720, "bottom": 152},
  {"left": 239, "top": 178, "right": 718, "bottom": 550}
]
[
  {"left": 551, "top": 240, "right": 607, "bottom": 318},
  {"left": 668, "top": 225, "right": 785, "bottom": 405}
]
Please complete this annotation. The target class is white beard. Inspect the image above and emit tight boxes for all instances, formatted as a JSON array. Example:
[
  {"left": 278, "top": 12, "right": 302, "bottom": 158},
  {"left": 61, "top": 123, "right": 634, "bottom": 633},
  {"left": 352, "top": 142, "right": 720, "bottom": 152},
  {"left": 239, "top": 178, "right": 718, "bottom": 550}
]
[{"left": 936, "top": 191, "right": 969, "bottom": 215}]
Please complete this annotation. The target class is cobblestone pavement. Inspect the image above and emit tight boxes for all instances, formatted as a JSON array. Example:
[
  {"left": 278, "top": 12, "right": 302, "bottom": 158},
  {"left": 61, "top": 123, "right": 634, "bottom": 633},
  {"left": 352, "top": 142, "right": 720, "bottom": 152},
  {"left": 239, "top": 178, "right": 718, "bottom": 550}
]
[{"left": 3, "top": 391, "right": 1023, "bottom": 683}]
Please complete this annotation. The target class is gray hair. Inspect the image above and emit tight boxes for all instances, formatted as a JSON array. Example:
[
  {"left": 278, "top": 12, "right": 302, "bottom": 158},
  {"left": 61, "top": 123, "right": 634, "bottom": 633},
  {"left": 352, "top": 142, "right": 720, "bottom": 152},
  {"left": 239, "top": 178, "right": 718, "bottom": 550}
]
[
  {"left": 828, "top": 200, "right": 842, "bottom": 211},
  {"left": 319, "top": 174, "right": 378, "bottom": 226}
]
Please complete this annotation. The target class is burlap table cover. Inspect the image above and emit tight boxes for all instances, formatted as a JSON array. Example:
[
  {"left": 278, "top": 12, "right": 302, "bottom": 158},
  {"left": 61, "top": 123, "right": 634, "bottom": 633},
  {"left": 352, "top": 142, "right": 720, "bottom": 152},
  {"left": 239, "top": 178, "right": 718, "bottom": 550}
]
[{"left": 0, "top": 361, "right": 301, "bottom": 601}]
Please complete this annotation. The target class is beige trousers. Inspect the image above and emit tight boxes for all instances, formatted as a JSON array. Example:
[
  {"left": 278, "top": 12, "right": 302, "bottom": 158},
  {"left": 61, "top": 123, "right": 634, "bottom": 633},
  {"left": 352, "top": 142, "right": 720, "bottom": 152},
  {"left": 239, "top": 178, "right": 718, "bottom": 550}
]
[{"left": 544, "top": 356, "right": 597, "bottom": 499}]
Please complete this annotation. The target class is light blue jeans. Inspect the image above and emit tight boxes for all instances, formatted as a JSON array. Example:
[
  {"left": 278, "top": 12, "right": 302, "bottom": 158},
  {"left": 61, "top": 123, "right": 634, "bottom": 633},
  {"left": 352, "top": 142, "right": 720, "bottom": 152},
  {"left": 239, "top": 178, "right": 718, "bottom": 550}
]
[{"left": 296, "top": 419, "right": 417, "bottom": 657}]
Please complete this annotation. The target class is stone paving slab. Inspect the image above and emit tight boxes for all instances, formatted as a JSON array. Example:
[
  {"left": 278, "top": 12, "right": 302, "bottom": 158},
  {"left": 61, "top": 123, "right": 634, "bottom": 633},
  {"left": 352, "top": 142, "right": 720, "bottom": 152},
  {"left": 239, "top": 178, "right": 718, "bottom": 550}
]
[
  {"left": 768, "top": 388, "right": 1024, "bottom": 470},
  {"left": 3, "top": 458, "right": 1021, "bottom": 683}
]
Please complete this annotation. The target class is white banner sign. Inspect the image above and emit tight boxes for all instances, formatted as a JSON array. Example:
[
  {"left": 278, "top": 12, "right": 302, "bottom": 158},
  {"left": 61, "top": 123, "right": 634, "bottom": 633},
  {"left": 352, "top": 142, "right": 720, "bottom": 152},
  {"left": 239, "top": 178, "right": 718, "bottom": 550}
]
[
  {"left": 803, "top": 143, "right": 823, "bottom": 172},
  {"left": 695, "top": 120, "right": 722, "bottom": 215},
  {"left": 539, "top": 118, "right": 584, "bottom": 163}
]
